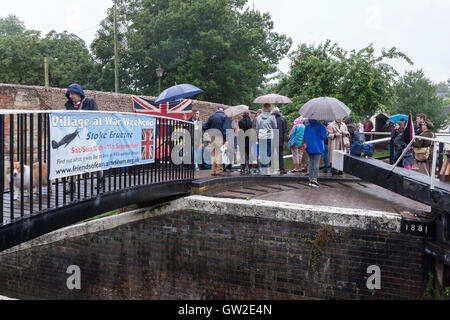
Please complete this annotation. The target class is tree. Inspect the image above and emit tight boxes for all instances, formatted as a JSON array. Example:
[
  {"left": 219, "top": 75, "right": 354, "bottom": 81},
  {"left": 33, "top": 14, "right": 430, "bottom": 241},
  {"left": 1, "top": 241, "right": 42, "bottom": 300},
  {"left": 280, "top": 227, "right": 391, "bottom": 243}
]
[
  {"left": 339, "top": 46, "right": 412, "bottom": 116},
  {"left": 41, "top": 31, "right": 97, "bottom": 90},
  {"left": 275, "top": 41, "right": 412, "bottom": 127},
  {"left": 91, "top": 0, "right": 292, "bottom": 104},
  {"left": 274, "top": 41, "right": 346, "bottom": 126},
  {"left": 0, "top": 15, "right": 44, "bottom": 85},
  {"left": 389, "top": 70, "right": 449, "bottom": 131},
  {"left": 0, "top": 15, "right": 96, "bottom": 88},
  {"left": 0, "top": 14, "right": 25, "bottom": 36},
  {"left": 436, "top": 81, "right": 449, "bottom": 97}
]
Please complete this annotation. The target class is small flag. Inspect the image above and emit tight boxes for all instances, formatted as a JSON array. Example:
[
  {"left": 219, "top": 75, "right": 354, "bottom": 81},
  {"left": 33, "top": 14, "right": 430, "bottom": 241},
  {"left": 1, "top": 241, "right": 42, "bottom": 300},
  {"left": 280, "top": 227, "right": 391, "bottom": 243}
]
[
  {"left": 403, "top": 115, "right": 416, "bottom": 145},
  {"left": 141, "top": 129, "right": 154, "bottom": 161}
]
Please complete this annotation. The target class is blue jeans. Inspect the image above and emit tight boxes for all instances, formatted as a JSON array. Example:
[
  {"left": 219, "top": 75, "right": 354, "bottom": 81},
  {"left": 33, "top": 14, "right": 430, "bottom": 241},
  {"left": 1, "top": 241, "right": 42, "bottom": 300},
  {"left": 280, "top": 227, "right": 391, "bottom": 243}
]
[
  {"left": 323, "top": 145, "right": 329, "bottom": 171},
  {"left": 260, "top": 139, "right": 272, "bottom": 168}
]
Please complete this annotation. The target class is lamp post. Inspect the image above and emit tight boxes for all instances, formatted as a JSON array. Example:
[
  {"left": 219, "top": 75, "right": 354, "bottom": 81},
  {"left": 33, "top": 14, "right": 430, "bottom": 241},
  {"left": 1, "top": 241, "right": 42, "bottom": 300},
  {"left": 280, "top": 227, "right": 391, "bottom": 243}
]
[{"left": 156, "top": 65, "right": 164, "bottom": 95}]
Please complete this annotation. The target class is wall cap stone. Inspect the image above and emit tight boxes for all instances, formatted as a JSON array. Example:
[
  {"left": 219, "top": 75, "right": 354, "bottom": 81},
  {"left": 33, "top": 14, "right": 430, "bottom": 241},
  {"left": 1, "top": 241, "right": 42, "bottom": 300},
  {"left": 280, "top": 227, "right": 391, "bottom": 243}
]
[{"left": 1, "top": 196, "right": 402, "bottom": 255}]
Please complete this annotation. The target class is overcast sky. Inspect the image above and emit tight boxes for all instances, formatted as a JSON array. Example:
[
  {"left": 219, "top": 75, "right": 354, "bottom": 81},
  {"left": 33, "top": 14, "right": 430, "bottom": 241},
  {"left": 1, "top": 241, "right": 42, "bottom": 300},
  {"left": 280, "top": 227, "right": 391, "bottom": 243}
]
[{"left": 3, "top": 0, "right": 450, "bottom": 84}]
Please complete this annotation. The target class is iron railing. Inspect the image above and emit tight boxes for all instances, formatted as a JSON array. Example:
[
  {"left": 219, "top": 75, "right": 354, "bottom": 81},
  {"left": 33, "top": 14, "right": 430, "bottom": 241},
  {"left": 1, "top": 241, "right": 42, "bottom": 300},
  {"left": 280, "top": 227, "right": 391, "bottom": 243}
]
[
  {"left": 0, "top": 111, "right": 194, "bottom": 227},
  {"left": 364, "top": 134, "right": 450, "bottom": 188}
]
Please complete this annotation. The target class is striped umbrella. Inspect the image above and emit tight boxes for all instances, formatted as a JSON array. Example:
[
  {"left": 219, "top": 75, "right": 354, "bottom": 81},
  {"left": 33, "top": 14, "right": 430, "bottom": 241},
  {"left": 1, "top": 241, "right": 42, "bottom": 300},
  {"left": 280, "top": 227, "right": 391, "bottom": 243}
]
[{"left": 298, "top": 97, "right": 351, "bottom": 120}]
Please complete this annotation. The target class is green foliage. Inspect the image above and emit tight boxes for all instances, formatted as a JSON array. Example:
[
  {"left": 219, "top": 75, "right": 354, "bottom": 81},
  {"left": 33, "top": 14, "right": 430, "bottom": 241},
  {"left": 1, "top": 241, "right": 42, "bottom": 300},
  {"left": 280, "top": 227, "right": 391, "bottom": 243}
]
[
  {"left": 388, "top": 70, "right": 450, "bottom": 131},
  {"left": 424, "top": 273, "right": 450, "bottom": 300},
  {"left": 0, "top": 15, "right": 44, "bottom": 85},
  {"left": 275, "top": 40, "right": 412, "bottom": 128},
  {"left": 0, "top": 15, "right": 97, "bottom": 89},
  {"left": 437, "top": 81, "right": 449, "bottom": 97},
  {"left": 42, "top": 31, "right": 97, "bottom": 89},
  {"left": 91, "top": 0, "right": 292, "bottom": 103},
  {"left": 0, "top": 14, "right": 25, "bottom": 36}
]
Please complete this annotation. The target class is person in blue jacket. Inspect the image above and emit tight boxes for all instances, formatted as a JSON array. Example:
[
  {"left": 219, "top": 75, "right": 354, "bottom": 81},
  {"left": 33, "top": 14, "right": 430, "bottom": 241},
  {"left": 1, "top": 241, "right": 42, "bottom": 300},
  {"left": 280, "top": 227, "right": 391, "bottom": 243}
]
[
  {"left": 65, "top": 84, "right": 99, "bottom": 111},
  {"left": 202, "top": 105, "right": 231, "bottom": 176},
  {"left": 303, "top": 119, "right": 328, "bottom": 188}
]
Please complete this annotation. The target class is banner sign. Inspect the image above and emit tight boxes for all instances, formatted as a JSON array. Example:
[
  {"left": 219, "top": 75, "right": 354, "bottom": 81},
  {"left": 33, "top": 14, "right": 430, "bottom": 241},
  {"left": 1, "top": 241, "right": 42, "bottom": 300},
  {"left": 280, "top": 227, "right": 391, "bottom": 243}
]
[{"left": 49, "top": 113, "right": 156, "bottom": 180}]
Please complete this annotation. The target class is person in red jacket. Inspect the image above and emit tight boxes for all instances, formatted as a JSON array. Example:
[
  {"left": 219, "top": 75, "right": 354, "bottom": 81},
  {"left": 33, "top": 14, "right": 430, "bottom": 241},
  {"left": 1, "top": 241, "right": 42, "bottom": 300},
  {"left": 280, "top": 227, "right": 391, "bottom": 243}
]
[{"left": 363, "top": 118, "right": 374, "bottom": 142}]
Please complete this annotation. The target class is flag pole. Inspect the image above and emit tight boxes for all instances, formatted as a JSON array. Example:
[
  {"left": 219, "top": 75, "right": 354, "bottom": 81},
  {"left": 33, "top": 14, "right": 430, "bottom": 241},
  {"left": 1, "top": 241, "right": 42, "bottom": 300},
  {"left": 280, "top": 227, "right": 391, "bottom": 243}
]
[{"left": 391, "top": 138, "right": 415, "bottom": 172}]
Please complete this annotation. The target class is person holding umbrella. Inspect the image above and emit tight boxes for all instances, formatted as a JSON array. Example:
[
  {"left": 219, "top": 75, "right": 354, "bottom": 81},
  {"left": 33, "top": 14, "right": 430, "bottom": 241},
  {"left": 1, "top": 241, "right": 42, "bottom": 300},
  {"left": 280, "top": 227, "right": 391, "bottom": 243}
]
[
  {"left": 253, "top": 94, "right": 293, "bottom": 175},
  {"left": 303, "top": 119, "right": 328, "bottom": 188},
  {"left": 256, "top": 103, "right": 278, "bottom": 175},
  {"left": 298, "top": 97, "right": 352, "bottom": 177}
]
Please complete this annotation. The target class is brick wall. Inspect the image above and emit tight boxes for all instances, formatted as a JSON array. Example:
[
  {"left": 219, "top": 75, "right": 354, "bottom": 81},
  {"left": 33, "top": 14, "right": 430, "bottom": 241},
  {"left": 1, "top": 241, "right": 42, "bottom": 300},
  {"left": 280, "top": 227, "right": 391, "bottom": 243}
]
[
  {"left": 0, "top": 83, "right": 225, "bottom": 122},
  {"left": 0, "top": 208, "right": 425, "bottom": 300}
]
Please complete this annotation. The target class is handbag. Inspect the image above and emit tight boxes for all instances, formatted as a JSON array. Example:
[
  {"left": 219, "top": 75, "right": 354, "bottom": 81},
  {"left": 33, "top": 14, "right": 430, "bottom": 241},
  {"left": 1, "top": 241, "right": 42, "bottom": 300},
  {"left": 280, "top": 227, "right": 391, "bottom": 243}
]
[
  {"left": 414, "top": 133, "right": 435, "bottom": 162},
  {"left": 414, "top": 147, "right": 430, "bottom": 162},
  {"left": 343, "top": 136, "right": 351, "bottom": 148}
]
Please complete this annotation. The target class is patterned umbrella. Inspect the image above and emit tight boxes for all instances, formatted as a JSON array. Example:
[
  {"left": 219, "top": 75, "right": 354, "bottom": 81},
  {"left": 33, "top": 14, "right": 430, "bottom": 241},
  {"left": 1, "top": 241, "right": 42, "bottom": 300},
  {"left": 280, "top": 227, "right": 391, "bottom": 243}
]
[
  {"left": 298, "top": 97, "right": 351, "bottom": 120},
  {"left": 254, "top": 94, "right": 293, "bottom": 104}
]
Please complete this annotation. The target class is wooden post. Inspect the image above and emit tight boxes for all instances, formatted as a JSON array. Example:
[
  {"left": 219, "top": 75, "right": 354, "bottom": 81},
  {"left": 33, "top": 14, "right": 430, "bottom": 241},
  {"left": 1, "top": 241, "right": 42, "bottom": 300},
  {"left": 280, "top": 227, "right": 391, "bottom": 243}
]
[
  {"left": 113, "top": 4, "right": 119, "bottom": 93},
  {"left": 44, "top": 57, "right": 49, "bottom": 87}
]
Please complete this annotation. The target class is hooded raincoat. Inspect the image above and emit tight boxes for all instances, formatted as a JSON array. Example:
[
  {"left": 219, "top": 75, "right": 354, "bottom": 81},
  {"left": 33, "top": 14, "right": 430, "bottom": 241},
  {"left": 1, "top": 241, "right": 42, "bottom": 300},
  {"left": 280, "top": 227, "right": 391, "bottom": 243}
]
[{"left": 65, "top": 84, "right": 99, "bottom": 111}]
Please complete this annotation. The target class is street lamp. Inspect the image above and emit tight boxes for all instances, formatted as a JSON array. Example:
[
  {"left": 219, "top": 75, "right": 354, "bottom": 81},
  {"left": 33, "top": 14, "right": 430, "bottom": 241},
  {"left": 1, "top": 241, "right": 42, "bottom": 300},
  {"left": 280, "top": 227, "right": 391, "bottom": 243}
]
[{"left": 156, "top": 65, "right": 164, "bottom": 95}]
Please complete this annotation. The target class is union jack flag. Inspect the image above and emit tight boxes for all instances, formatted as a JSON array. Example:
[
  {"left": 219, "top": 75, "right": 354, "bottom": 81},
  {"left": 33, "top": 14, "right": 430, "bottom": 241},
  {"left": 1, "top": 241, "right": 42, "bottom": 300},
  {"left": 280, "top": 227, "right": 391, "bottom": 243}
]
[
  {"left": 141, "top": 128, "right": 154, "bottom": 161},
  {"left": 132, "top": 96, "right": 193, "bottom": 121}
]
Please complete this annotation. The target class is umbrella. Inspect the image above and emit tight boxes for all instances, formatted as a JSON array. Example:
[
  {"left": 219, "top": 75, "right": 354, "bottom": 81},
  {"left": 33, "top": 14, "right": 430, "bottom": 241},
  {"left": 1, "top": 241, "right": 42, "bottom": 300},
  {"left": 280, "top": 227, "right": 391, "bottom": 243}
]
[
  {"left": 155, "top": 84, "right": 204, "bottom": 104},
  {"left": 254, "top": 94, "right": 292, "bottom": 104},
  {"left": 298, "top": 97, "right": 351, "bottom": 121},
  {"left": 225, "top": 105, "right": 249, "bottom": 118},
  {"left": 386, "top": 114, "right": 408, "bottom": 125}
]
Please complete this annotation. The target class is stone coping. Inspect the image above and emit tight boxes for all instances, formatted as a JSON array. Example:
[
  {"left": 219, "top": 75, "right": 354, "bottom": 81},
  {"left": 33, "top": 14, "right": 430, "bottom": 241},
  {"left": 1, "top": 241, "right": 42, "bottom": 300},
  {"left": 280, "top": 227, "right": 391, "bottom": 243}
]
[
  {"left": 1, "top": 196, "right": 402, "bottom": 255},
  {"left": 191, "top": 175, "right": 362, "bottom": 189}
]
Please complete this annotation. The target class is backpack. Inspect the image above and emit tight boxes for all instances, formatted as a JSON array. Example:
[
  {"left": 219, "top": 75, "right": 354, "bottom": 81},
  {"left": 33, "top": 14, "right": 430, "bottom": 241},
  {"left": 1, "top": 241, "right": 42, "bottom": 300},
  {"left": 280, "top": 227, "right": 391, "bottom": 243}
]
[
  {"left": 351, "top": 141, "right": 364, "bottom": 157},
  {"left": 363, "top": 144, "right": 375, "bottom": 157},
  {"left": 351, "top": 141, "right": 374, "bottom": 158}
]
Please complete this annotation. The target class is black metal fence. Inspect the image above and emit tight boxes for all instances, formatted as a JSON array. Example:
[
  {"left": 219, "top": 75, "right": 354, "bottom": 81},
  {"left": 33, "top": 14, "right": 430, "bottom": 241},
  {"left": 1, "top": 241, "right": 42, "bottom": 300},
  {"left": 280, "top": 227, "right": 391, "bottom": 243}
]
[{"left": 0, "top": 111, "right": 194, "bottom": 227}]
